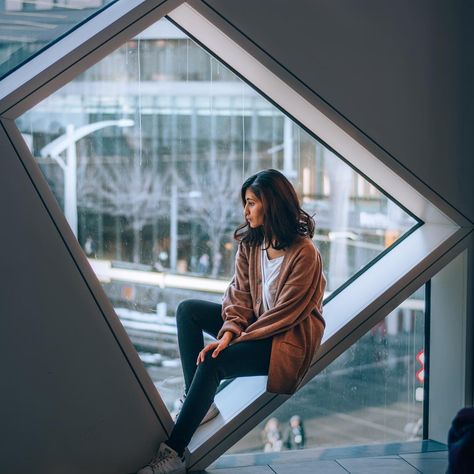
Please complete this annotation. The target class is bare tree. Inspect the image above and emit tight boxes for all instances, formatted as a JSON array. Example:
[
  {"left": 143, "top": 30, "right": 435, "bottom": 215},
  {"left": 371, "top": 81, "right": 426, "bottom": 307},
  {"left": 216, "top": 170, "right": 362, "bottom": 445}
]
[
  {"left": 184, "top": 158, "right": 243, "bottom": 277},
  {"left": 77, "top": 155, "right": 170, "bottom": 263}
]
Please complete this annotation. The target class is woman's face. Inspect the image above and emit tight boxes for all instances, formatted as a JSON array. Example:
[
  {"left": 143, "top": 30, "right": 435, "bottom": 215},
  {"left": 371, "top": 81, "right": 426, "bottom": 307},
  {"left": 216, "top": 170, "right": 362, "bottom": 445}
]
[{"left": 244, "top": 188, "right": 264, "bottom": 228}]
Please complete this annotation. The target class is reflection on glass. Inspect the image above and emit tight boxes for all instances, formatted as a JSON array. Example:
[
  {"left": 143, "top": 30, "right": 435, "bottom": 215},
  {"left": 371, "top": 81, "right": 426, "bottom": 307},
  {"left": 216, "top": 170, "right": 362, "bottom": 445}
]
[
  {"left": 231, "top": 286, "right": 426, "bottom": 453},
  {"left": 17, "top": 18, "right": 418, "bottom": 411},
  {"left": 0, "top": 0, "right": 116, "bottom": 79}
]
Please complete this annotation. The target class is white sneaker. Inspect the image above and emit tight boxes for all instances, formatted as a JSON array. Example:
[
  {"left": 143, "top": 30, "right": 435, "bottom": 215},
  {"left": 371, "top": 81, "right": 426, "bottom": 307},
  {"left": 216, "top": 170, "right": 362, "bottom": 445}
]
[
  {"left": 174, "top": 395, "right": 219, "bottom": 425},
  {"left": 137, "top": 442, "right": 186, "bottom": 474},
  {"left": 201, "top": 401, "right": 220, "bottom": 424}
]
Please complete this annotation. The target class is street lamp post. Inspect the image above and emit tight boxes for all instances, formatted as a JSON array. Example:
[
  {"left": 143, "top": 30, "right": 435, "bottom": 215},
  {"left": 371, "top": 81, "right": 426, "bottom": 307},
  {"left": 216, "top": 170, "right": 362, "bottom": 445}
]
[{"left": 40, "top": 119, "right": 134, "bottom": 237}]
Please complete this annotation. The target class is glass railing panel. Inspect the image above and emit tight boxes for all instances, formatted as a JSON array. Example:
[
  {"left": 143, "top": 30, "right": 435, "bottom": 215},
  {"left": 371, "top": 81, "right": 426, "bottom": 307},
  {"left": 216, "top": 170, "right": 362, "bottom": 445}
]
[
  {"left": 16, "top": 17, "right": 418, "bottom": 412},
  {"left": 0, "top": 0, "right": 117, "bottom": 80},
  {"left": 230, "top": 286, "right": 426, "bottom": 453}
]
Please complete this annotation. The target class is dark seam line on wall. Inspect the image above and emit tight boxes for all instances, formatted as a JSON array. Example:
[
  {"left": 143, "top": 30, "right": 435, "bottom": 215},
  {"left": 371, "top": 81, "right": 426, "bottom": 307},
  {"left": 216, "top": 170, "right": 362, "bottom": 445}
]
[
  {"left": 0, "top": 0, "right": 121, "bottom": 83},
  {"left": 0, "top": 118, "right": 170, "bottom": 435},
  {"left": 189, "top": 392, "right": 280, "bottom": 471},
  {"left": 199, "top": 0, "right": 473, "bottom": 226},
  {"left": 0, "top": 0, "right": 171, "bottom": 118},
  {"left": 310, "top": 228, "right": 472, "bottom": 377},
  {"left": 165, "top": 16, "right": 420, "bottom": 227}
]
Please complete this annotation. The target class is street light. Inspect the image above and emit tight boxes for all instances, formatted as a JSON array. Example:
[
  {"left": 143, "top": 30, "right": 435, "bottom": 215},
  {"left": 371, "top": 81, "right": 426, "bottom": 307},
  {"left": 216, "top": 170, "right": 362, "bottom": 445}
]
[{"left": 40, "top": 119, "right": 134, "bottom": 237}]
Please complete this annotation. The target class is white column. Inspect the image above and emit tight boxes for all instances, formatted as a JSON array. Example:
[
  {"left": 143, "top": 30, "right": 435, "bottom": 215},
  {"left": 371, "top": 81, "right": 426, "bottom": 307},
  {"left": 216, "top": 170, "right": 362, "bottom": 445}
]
[
  {"left": 429, "top": 248, "right": 471, "bottom": 442},
  {"left": 64, "top": 124, "right": 78, "bottom": 237}
]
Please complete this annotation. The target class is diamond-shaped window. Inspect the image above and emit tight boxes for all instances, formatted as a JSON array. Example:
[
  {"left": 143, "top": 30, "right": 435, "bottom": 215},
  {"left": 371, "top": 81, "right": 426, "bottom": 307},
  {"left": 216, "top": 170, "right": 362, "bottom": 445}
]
[{"left": 16, "top": 16, "right": 419, "bottom": 409}]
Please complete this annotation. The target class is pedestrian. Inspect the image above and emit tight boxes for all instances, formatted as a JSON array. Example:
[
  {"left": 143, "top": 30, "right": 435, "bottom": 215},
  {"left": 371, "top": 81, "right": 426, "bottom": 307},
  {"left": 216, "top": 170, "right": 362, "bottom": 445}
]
[
  {"left": 138, "top": 168, "right": 326, "bottom": 474},
  {"left": 84, "top": 235, "right": 96, "bottom": 257},
  {"left": 153, "top": 241, "right": 164, "bottom": 271},
  {"left": 262, "top": 417, "right": 283, "bottom": 452},
  {"left": 211, "top": 251, "right": 222, "bottom": 277},
  {"left": 284, "top": 415, "right": 305, "bottom": 450},
  {"left": 197, "top": 253, "right": 209, "bottom": 274}
]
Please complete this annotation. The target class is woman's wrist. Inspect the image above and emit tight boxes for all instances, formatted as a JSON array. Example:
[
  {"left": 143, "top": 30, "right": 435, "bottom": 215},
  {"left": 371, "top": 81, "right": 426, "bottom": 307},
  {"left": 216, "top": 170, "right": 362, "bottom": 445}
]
[{"left": 222, "top": 330, "right": 234, "bottom": 341}]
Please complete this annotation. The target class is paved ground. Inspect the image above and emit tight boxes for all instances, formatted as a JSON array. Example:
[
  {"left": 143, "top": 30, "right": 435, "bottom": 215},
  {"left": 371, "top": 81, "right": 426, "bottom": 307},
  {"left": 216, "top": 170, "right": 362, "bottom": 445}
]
[
  {"left": 203, "top": 440, "right": 448, "bottom": 474},
  {"left": 228, "top": 401, "right": 422, "bottom": 454}
]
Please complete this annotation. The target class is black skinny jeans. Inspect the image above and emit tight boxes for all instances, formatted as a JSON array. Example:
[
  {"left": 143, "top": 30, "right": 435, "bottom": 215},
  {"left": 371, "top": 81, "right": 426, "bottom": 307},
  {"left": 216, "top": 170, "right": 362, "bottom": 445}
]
[{"left": 167, "top": 299, "right": 272, "bottom": 456}]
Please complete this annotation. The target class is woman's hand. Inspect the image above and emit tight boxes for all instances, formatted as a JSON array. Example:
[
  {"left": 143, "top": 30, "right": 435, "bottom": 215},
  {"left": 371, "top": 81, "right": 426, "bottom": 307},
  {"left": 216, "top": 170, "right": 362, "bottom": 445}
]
[{"left": 196, "top": 331, "right": 234, "bottom": 365}]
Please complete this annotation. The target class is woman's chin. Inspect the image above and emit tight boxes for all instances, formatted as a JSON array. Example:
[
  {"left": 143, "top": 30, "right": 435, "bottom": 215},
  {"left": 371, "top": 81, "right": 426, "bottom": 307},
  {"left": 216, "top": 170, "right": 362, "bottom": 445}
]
[{"left": 247, "top": 220, "right": 262, "bottom": 228}]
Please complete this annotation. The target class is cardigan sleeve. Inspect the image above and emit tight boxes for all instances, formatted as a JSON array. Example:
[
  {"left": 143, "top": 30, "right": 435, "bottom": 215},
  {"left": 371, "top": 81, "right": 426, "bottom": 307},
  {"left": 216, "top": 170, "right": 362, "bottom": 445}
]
[
  {"left": 218, "top": 242, "right": 255, "bottom": 338},
  {"left": 238, "top": 246, "right": 324, "bottom": 340}
]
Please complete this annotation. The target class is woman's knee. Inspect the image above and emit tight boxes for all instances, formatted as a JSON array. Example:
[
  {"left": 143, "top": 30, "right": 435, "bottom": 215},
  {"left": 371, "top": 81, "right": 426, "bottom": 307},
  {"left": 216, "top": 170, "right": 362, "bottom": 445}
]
[
  {"left": 176, "top": 299, "right": 200, "bottom": 325},
  {"left": 198, "top": 354, "right": 222, "bottom": 381}
]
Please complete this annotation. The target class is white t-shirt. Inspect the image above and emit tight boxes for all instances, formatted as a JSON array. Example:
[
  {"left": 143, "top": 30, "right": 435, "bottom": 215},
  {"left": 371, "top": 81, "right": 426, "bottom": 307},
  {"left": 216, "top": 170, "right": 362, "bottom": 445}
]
[{"left": 261, "top": 242, "right": 284, "bottom": 312}]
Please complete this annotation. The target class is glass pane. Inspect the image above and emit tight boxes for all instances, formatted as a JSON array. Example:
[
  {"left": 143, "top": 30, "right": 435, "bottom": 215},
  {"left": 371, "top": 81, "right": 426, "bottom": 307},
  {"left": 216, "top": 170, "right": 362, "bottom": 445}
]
[
  {"left": 230, "top": 286, "right": 426, "bottom": 453},
  {"left": 0, "top": 0, "right": 117, "bottom": 79},
  {"left": 16, "top": 18, "right": 418, "bottom": 412}
]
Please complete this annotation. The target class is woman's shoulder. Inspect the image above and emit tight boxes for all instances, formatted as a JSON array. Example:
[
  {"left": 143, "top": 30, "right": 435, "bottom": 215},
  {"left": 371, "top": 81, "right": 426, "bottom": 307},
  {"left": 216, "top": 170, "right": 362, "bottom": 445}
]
[
  {"left": 290, "top": 235, "right": 318, "bottom": 256},
  {"left": 289, "top": 237, "right": 324, "bottom": 276}
]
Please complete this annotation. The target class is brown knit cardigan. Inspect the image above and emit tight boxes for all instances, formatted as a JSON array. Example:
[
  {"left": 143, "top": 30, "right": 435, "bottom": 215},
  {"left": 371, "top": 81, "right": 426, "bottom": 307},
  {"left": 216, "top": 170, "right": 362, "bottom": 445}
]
[{"left": 218, "top": 235, "right": 326, "bottom": 394}]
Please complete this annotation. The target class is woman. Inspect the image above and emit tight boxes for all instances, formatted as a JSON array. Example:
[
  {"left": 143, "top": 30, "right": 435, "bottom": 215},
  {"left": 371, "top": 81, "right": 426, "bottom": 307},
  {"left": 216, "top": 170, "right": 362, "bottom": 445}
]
[{"left": 138, "top": 169, "right": 326, "bottom": 474}]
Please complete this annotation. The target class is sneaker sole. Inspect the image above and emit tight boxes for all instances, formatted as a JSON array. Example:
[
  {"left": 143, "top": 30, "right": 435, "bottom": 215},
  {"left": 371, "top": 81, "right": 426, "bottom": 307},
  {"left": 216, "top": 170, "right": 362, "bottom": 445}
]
[
  {"left": 200, "top": 403, "right": 220, "bottom": 424},
  {"left": 174, "top": 401, "right": 220, "bottom": 425}
]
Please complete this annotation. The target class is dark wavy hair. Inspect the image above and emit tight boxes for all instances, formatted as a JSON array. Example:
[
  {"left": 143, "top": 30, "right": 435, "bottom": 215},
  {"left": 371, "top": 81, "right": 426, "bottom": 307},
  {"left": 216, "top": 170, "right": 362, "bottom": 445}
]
[{"left": 233, "top": 169, "right": 315, "bottom": 250}]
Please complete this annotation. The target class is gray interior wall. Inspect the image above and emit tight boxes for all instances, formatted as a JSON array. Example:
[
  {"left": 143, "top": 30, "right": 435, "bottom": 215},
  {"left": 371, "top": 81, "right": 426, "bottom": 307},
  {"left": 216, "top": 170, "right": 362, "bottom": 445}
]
[{"left": 201, "top": 0, "right": 474, "bottom": 224}]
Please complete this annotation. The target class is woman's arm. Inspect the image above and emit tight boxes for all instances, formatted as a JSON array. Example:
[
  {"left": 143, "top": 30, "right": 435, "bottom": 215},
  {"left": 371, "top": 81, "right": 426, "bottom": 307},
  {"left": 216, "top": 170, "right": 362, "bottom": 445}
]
[{"left": 217, "top": 242, "right": 255, "bottom": 339}]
